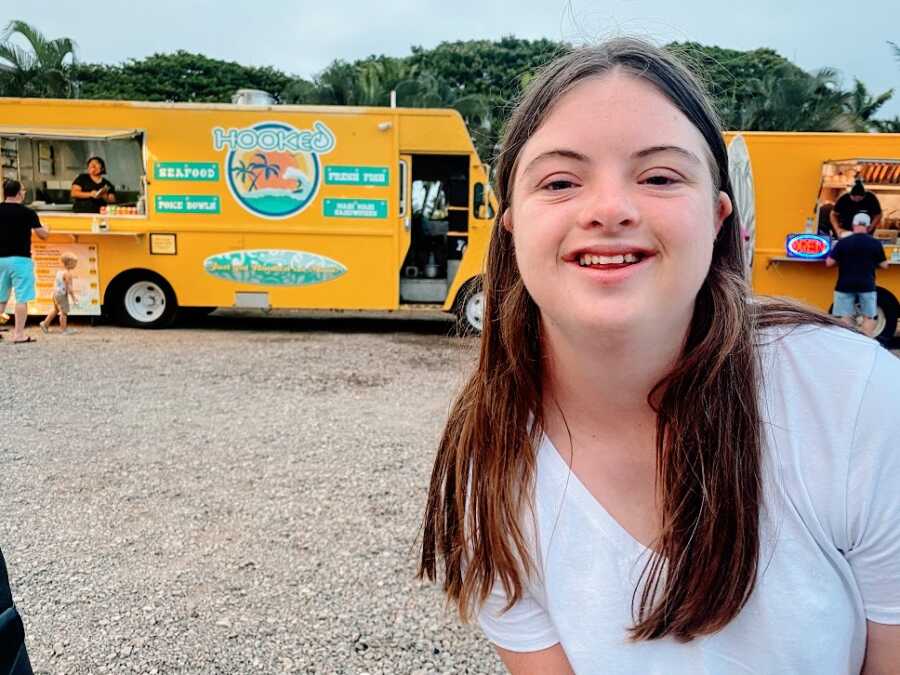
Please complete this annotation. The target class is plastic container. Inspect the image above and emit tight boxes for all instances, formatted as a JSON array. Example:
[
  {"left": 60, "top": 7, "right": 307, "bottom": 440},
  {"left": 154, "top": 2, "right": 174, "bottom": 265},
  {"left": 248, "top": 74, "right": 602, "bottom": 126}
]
[{"left": 424, "top": 252, "right": 439, "bottom": 278}]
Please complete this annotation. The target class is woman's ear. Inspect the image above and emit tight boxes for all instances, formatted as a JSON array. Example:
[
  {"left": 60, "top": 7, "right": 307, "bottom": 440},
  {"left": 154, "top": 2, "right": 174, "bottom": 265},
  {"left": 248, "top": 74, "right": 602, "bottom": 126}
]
[
  {"left": 501, "top": 209, "right": 513, "bottom": 233},
  {"left": 715, "top": 192, "right": 733, "bottom": 235}
]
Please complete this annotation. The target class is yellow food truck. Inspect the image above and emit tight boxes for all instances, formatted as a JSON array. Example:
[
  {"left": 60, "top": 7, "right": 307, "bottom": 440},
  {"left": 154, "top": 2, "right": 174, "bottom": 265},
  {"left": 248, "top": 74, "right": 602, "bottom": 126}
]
[
  {"left": 0, "top": 96, "right": 494, "bottom": 331},
  {"left": 727, "top": 132, "right": 900, "bottom": 342}
]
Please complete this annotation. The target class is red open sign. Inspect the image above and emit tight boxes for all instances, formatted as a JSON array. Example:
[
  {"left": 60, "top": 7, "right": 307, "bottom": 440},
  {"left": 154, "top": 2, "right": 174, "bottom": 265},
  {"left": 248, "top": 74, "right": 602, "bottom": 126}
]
[{"left": 786, "top": 234, "right": 830, "bottom": 259}]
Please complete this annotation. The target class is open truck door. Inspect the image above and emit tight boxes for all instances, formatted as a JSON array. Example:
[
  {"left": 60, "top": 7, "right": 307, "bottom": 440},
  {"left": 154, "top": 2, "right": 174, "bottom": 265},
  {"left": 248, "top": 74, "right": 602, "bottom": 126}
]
[{"left": 397, "top": 154, "right": 412, "bottom": 297}]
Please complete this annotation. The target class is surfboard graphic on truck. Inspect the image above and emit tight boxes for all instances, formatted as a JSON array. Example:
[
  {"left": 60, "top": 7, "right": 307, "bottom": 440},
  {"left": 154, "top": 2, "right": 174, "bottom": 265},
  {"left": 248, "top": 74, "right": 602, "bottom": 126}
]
[{"left": 203, "top": 250, "right": 347, "bottom": 286}]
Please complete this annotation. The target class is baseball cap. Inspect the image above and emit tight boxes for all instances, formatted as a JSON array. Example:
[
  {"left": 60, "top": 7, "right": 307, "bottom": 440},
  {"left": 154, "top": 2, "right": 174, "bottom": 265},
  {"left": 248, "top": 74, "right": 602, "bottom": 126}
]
[{"left": 852, "top": 212, "right": 871, "bottom": 227}]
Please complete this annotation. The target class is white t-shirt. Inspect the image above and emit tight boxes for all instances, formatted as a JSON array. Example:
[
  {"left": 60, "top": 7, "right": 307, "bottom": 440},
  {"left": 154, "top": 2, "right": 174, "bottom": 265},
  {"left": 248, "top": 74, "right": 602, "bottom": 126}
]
[{"left": 478, "top": 326, "right": 900, "bottom": 674}]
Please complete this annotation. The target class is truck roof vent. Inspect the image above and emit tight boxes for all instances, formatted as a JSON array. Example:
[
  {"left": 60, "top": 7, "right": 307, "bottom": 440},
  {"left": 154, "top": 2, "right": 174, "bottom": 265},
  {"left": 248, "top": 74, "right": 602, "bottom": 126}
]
[{"left": 231, "top": 89, "right": 276, "bottom": 106}]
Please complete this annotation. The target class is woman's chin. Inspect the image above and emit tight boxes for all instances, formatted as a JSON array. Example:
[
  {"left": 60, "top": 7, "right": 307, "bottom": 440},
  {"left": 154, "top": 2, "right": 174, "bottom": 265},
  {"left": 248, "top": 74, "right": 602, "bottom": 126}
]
[{"left": 544, "top": 299, "right": 655, "bottom": 338}]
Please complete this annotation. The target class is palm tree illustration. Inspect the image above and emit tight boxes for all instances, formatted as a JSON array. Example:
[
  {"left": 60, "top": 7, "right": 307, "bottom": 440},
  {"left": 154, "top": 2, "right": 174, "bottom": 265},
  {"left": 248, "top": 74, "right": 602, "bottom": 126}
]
[
  {"left": 247, "top": 153, "right": 281, "bottom": 192},
  {"left": 231, "top": 159, "right": 253, "bottom": 187}
]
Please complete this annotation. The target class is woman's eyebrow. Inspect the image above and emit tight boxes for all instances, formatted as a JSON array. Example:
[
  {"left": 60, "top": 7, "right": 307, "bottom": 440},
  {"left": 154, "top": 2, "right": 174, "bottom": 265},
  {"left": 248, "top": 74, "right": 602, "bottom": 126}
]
[
  {"left": 521, "top": 148, "right": 589, "bottom": 177},
  {"left": 632, "top": 145, "right": 702, "bottom": 165}
]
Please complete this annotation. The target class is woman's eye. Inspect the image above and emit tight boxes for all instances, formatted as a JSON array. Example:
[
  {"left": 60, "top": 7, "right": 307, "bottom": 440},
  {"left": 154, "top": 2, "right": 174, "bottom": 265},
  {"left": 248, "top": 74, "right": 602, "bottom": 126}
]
[
  {"left": 543, "top": 179, "right": 576, "bottom": 191},
  {"left": 642, "top": 174, "right": 680, "bottom": 186}
]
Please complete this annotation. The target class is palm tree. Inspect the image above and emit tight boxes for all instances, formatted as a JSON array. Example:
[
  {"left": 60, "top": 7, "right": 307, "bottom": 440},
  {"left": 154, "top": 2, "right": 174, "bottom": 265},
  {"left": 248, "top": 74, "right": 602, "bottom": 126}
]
[
  {"left": 313, "top": 61, "right": 359, "bottom": 105},
  {"left": 356, "top": 57, "right": 409, "bottom": 106},
  {"left": 840, "top": 79, "right": 894, "bottom": 131},
  {"left": 230, "top": 159, "right": 253, "bottom": 186},
  {"left": 873, "top": 117, "right": 900, "bottom": 132},
  {"left": 285, "top": 55, "right": 494, "bottom": 155},
  {"left": 392, "top": 71, "right": 492, "bottom": 155},
  {"left": 737, "top": 66, "right": 851, "bottom": 131},
  {"left": 0, "top": 20, "right": 77, "bottom": 97},
  {"left": 247, "top": 153, "right": 281, "bottom": 192}
]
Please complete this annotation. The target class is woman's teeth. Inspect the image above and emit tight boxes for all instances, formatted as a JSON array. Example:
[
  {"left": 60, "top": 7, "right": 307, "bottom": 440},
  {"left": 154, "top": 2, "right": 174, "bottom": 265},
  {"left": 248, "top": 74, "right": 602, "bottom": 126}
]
[{"left": 578, "top": 252, "right": 642, "bottom": 266}]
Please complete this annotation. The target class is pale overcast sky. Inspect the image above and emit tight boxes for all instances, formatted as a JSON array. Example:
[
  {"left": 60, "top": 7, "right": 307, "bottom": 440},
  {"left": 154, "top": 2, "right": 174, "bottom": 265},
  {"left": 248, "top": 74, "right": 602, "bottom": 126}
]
[{"left": 7, "top": 0, "right": 900, "bottom": 118}]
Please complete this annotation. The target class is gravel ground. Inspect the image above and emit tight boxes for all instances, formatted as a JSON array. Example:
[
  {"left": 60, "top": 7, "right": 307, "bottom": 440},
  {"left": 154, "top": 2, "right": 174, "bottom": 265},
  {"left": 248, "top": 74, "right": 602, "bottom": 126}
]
[
  {"left": 4, "top": 312, "right": 898, "bottom": 675},
  {"left": 1, "top": 311, "right": 506, "bottom": 674}
]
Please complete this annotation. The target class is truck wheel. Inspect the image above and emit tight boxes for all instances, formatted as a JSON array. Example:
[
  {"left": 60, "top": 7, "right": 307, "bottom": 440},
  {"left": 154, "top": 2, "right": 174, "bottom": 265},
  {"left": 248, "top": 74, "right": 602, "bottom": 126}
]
[
  {"left": 113, "top": 273, "right": 178, "bottom": 328},
  {"left": 874, "top": 288, "right": 898, "bottom": 344},
  {"left": 453, "top": 278, "right": 484, "bottom": 335}
]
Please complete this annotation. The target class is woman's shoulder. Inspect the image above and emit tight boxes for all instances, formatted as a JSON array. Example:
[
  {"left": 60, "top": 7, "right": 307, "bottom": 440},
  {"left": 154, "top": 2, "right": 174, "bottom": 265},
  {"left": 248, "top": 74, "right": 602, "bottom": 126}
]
[
  {"left": 756, "top": 323, "right": 890, "bottom": 378},
  {"left": 756, "top": 324, "right": 899, "bottom": 554},
  {"left": 755, "top": 322, "right": 898, "bottom": 441},
  {"left": 72, "top": 173, "right": 89, "bottom": 183}
]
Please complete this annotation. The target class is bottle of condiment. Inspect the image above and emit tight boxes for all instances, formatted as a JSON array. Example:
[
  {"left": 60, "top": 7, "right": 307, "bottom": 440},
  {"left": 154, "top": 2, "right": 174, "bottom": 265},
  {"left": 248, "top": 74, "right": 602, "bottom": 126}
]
[{"left": 804, "top": 216, "right": 814, "bottom": 234}]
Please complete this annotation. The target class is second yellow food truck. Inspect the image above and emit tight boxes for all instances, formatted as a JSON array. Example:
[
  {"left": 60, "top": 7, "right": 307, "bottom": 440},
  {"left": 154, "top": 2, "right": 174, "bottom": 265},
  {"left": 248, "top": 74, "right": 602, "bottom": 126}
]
[{"left": 728, "top": 132, "right": 900, "bottom": 342}]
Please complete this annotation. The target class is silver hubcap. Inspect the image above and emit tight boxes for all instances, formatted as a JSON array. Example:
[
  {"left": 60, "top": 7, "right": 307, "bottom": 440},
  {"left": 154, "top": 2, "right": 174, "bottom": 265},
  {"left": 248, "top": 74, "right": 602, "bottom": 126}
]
[
  {"left": 124, "top": 281, "right": 167, "bottom": 323},
  {"left": 465, "top": 291, "right": 484, "bottom": 332}
]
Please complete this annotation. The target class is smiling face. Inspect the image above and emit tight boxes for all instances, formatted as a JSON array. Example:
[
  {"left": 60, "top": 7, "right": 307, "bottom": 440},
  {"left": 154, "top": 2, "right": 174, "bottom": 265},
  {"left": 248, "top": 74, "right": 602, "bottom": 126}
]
[{"left": 505, "top": 71, "right": 732, "bottom": 342}]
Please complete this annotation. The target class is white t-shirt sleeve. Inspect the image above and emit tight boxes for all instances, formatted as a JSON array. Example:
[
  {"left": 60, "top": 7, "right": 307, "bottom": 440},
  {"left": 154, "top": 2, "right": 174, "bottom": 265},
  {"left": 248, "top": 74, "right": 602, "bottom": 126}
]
[
  {"left": 477, "top": 576, "right": 561, "bottom": 652},
  {"left": 844, "top": 346, "right": 900, "bottom": 624}
]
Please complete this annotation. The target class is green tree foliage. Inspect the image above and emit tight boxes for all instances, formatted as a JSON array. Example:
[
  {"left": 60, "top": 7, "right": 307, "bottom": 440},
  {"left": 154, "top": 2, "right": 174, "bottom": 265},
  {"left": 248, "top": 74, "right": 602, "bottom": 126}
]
[
  {"left": 872, "top": 117, "right": 900, "bottom": 132},
  {"left": 406, "top": 37, "right": 567, "bottom": 157},
  {"left": 736, "top": 67, "right": 853, "bottom": 131},
  {"left": 0, "top": 20, "right": 77, "bottom": 97},
  {"left": 667, "top": 42, "right": 895, "bottom": 132},
  {"left": 669, "top": 42, "right": 804, "bottom": 128},
  {"left": 3, "top": 17, "right": 897, "bottom": 143},
  {"left": 282, "top": 52, "right": 499, "bottom": 157},
  {"left": 71, "top": 51, "right": 292, "bottom": 102},
  {"left": 407, "top": 36, "right": 566, "bottom": 102}
]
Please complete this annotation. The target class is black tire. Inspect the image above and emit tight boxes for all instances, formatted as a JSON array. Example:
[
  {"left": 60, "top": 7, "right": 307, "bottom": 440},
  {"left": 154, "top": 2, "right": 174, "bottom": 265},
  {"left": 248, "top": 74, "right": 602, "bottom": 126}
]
[
  {"left": 452, "top": 277, "right": 484, "bottom": 336},
  {"left": 875, "top": 287, "right": 899, "bottom": 344},
  {"left": 110, "top": 272, "right": 178, "bottom": 329}
]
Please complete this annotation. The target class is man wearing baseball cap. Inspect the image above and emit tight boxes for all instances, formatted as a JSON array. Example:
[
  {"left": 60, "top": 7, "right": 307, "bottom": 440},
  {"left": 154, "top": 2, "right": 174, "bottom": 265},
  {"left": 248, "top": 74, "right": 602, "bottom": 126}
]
[{"left": 826, "top": 211, "right": 889, "bottom": 337}]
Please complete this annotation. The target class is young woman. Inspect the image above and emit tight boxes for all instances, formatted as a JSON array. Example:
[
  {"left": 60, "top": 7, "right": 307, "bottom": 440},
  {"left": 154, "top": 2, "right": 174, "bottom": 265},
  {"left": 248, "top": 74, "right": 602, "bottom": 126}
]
[{"left": 419, "top": 39, "right": 899, "bottom": 674}]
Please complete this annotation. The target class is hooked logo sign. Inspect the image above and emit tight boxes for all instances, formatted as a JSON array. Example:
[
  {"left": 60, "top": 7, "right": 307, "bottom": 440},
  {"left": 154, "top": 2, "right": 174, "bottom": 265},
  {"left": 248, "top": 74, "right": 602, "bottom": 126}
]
[{"left": 213, "top": 121, "right": 336, "bottom": 219}]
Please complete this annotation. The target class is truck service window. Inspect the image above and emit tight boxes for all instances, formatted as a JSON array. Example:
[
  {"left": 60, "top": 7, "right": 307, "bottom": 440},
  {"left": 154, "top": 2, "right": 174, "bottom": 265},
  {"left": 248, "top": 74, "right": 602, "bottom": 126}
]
[{"left": 0, "top": 133, "right": 146, "bottom": 215}]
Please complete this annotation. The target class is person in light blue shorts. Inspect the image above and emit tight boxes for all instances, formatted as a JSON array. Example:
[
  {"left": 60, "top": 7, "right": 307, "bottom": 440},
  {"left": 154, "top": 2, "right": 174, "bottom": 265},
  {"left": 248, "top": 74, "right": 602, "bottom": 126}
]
[
  {"left": 826, "top": 212, "right": 889, "bottom": 337},
  {"left": 832, "top": 288, "right": 877, "bottom": 321},
  {"left": 0, "top": 179, "right": 50, "bottom": 343}
]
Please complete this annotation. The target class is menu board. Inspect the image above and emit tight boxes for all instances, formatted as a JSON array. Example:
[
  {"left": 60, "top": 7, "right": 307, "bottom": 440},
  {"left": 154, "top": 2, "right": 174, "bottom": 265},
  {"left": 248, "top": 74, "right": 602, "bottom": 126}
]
[{"left": 5, "top": 243, "right": 102, "bottom": 316}]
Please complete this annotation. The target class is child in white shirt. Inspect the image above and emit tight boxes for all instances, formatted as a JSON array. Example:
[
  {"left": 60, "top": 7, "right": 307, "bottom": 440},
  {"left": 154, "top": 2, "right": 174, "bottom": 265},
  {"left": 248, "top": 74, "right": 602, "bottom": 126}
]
[{"left": 39, "top": 252, "right": 79, "bottom": 335}]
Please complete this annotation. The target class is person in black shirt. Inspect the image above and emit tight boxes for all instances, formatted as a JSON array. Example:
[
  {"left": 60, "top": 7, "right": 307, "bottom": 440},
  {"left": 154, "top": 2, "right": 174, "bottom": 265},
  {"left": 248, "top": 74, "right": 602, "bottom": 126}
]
[
  {"left": 0, "top": 179, "right": 50, "bottom": 343},
  {"left": 826, "top": 212, "right": 889, "bottom": 336},
  {"left": 830, "top": 178, "right": 882, "bottom": 233},
  {"left": 70, "top": 156, "right": 116, "bottom": 213}
]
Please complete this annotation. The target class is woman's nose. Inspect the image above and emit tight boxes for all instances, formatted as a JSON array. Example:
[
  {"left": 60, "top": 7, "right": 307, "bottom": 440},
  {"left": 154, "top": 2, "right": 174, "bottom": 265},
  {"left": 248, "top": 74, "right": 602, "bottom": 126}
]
[{"left": 575, "top": 177, "right": 639, "bottom": 230}]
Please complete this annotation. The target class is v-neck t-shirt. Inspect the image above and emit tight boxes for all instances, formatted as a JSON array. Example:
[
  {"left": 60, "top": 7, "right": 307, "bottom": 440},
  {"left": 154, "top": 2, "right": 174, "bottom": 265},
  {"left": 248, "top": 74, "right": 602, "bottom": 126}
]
[{"left": 477, "top": 326, "right": 900, "bottom": 674}]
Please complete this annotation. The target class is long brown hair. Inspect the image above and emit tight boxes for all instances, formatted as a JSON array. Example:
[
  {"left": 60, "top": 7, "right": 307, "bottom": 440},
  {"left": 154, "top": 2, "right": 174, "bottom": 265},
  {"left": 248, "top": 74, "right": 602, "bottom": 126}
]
[{"left": 419, "top": 38, "right": 843, "bottom": 642}]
